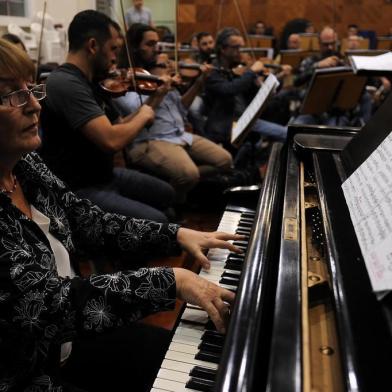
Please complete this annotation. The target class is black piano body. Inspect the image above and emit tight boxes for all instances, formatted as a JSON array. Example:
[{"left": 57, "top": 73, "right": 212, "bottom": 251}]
[{"left": 215, "top": 121, "right": 392, "bottom": 392}]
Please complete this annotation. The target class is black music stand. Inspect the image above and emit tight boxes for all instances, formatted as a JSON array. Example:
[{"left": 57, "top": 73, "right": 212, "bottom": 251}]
[
  {"left": 231, "top": 74, "right": 280, "bottom": 147},
  {"left": 300, "top": 66, "right": 367, "bottom": 116}
]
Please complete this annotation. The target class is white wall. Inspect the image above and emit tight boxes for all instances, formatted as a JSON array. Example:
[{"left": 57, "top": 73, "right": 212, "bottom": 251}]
[{"left": 0, "top": 0, "right": 96, "bottom": 32}]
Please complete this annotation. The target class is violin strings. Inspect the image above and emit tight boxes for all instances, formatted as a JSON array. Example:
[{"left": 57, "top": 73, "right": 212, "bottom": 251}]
[
  {"left": 36, "top": 0, "right": 47, "bottom": 83},
  {"left": 232, "top": 0, "right": 256, "bottom": 63}
]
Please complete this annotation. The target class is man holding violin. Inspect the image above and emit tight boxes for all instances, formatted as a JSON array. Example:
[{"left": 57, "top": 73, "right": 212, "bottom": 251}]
[
  {"left": 40, "top": 10, "right": 176, "bottom": 223},
  {"left": 114, "top": 23, "right": 233, "bottom": 204},
  {"left": 203, "top": 27, "right": 287, "bottom": 149}
]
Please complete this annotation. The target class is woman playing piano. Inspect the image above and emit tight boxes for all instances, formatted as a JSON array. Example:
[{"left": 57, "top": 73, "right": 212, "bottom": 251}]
[{"left": 0, "top": 38, "right": 241, "bottom": 392}]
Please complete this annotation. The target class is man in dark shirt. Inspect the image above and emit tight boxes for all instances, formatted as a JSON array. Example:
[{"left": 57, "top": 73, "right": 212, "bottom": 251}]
[
  {"left": 292, "top": 26, "right": 372, "bottom": 126},
  {"left": 203, "top": 27, "right": 287, "bottom": 146},
  {"left": 40, "top": 10, "right": 175, "bottom": 222}
]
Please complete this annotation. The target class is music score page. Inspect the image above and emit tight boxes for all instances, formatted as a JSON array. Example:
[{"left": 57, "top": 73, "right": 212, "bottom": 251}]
[{"left": 342, "top": 132, "right": 392, "bottom": 292}]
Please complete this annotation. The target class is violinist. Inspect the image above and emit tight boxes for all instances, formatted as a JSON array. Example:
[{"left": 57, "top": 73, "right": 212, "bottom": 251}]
[
  {"left": 203, "top": 27, "right": 287, "bottom": 149},
  {"left": 292, "top": 26, "right": 372, "bottom": 126},
  {"left": 114, "top": 23, "right": 233, "bottom": 204},
  {"left": 40, "top": 10, "right": 176, "bottom": 223}
]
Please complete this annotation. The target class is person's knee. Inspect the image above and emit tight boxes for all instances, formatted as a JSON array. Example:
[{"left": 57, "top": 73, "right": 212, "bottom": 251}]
[
  {"left": 217, "top": 149, "right": 233, "bottom": 170},
  {"left": 174, "top": 165, "right": 200, "bottom": 191}
]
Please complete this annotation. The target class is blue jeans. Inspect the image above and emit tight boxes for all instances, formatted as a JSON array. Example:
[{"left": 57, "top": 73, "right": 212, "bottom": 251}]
[
  {"left": 252, "top": 118, "right": 288, "bottom": 141},
  {"left": 76, "top": 168, "right": 175, "bottom": 223}
]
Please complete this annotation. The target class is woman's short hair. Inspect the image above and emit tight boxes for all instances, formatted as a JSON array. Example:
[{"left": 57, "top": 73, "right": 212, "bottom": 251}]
[{"left": 0, "top": 38, "right": 35, "bottom": 81}]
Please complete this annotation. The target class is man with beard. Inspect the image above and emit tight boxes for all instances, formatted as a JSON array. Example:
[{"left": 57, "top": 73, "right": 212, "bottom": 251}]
[
  {"left": 40, "top": 10, "right": 176, "bottom": 222},
  {"left": 292, "top": 26, "right": 372, "bottom": 125},
  {"left": 203, "top": 27, "right": 287, "bottom": 148},
  {"left": 195, "top": 32, "right": 215, "bottom": 64},
  {"left": 114, "top": 24, "right": 233, "bottom": 204}
]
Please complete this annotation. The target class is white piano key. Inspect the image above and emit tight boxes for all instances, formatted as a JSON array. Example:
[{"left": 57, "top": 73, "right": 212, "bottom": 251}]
[
  {"left": 160, "top": 359, "right": 194, "bottom": 374},
  {"left": 168, "top": 342, "right": 198, "bottom": 355},
  {"left": 153, "top": 377, "right": 198, "bottom": 392},
  {"left": 176, "top": 323, "right": 204, "bottom": 337},
  {"left": 151, "top": 388, "right": 172, "bottom": 392},
  {"left": 181, "top": 307, "right": 208, "bottom": 325},
  {"left": 171, "top": 333, "right": 200, "bottom": 347},
  {"left": 157, "top": 368, "right": 189, "bottom": 383},
  {"left": 165, "top": 350, "right": 218, "bottom": 369}
]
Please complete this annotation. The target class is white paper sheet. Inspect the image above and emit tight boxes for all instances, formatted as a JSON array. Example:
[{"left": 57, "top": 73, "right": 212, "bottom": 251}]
[
  {"left": 351, "top": 52, "right": 392, "bottom": 72},
  {"left": 342, "top": 132, "right": 392, "bottom": 292}
]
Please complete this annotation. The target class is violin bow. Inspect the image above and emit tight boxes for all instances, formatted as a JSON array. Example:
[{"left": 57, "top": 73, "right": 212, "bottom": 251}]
[
  {"left": 174, "top": 0, "right": 179, "bottom": 75},
  {"left": 232, "top": 0, "right": 256, "bottom": 63},
  {"left": 35, "top": 0, "right": 47, "bottom": 83},
  {"left": 216, "top": 0, "right": 224, "bottom": 37},
  {"left": 119, "top": 0, "right": 143, "bottom": 105}
]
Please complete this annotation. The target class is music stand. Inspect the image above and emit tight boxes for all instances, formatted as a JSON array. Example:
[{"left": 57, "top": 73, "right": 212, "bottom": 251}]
[
  {"left": 231, "top": 74, "right": 280, "bottom": 147},
  {"left": 377, "top": 36, "right": 392, "bottom": 50},
  {"left": 298, "top": 33, "right": 319, "bottom": 52},
  {"left": 349, "top": 52, "right": 392, "bottom": 77},
  {"left": 247, "top": 35, "right": 274, "bottom": 48},
  {"left": 279, "top": 50, "right": 312, "bottom": 69},
  {"left": 300, "top": 67, "right": 367, "bottom": 115}
]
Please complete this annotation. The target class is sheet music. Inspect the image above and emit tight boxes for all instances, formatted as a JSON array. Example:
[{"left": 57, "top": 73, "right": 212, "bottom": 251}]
[
  {"left": 342, "top": 131, "right": 392, "bottom": 292},
  {"left": 350, "top": 52, "right": 392, "bottom": 72},
  {"left": 231, "top": 74, "right": 279, "bottom": 144}
]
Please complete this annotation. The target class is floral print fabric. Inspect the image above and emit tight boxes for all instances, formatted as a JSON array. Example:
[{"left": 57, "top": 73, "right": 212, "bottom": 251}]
[{"left": 0, "top": 152, "right": 180, "bottom": 391}]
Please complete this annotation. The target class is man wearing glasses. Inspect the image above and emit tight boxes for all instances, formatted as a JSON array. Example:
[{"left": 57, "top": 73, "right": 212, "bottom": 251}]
[
  {"left": 292, "top": 26, "right": 372, "bottom": 126},
  {"left": 203, "top": 27, "right": 287, "bottom": 159}
]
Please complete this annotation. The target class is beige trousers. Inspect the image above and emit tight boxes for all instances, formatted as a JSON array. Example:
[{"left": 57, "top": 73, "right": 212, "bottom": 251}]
[{"left": 127, "top": 135, "right": 232, "bottom": 202}]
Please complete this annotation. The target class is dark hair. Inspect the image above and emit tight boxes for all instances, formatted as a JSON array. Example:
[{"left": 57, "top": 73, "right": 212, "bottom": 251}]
[
  {"left": 215, "top": 27, "right": 241, "bottom": 57},
  {"left": 2, "top": 33, "right": 26, "bottom": 51},
  {"left": 348, "top": 24, "right": 359, "bottom": 30},
  {"left": 68, "top": 10, "right": 117, "bottom": 52},
  {"left": 196, "top": 32, "right": 213, "bottom": 43},
  {"left": 119, "top": 23, "right": 156, "bottom": 67}
]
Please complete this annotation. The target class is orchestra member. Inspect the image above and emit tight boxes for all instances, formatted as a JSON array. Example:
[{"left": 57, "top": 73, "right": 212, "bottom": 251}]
[
  {"left": 287, "top": 33, "right": 301, "bottom": 50},
  {"left": 114, "top": 24, "right": 232, "bottom": 204},
  {"left": 125, "top": 0, "right": 153, "bottom": 27},
  {"left": 1, "top": 33, "right": 27, "bottom": 52},
  {"left": 203, "top": 27, "right": 287, "bottom": 147},
  {"left": 0, "top": 36, "right": 241, "bottom": 392},
  {"left": 293, "top": 26, "right": 372, "bottom": 126},
  {"left": 40, "top": 10, "right": 175, "bottom": 223},
  {"left": 195, "top": 31, "right": 215, "bottom": 64}
]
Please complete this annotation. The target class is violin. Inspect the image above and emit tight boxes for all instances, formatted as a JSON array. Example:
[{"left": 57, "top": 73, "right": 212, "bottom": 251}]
[{"left": 100, "top": 67, "right": 164, "bottom": 97}]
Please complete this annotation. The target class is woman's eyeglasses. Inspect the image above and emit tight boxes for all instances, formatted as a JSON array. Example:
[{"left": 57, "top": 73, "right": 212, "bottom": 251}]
[{"left": 0, "top": 84, "right": 46, "bottom": 108}]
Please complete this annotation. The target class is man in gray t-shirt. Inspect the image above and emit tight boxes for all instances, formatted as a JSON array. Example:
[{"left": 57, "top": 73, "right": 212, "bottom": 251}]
[{"left": 125, "top": 0, "right": 153, "bottom": 27}]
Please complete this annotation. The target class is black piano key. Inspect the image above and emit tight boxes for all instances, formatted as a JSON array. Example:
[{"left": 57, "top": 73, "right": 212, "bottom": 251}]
[
  {"left": 195, "top": 350, "right": 221, "bottom": 364},
  {"left": 225, "top": 261, "right": 243, "bottom": 271},
  {"left": 204, "top": 319, "right": 216, "bottom": 331},
  {"left": 202, "top": 330, "right": 225, "bottom": 344},
  {"left": 232, "top": 240, "right": 249, "bottom": 246},
  {"left": 222, "top": 271, "right": 241, "bottom": 279},
  {"left": 189, "top": 366, "right": 217, "bottom": 382},
  {"left": 219, "top": 276, "right": 240, "bottom": 286},
  {"left": 186, "top": 377, "right": 215, "bottom": 391},
  {"left": 198, "top": 341, "right": 223, "bottom": 354}
]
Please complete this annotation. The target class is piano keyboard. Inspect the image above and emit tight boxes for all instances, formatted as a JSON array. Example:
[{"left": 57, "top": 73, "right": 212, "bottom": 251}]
[{"left": 152, "top": 208, "right": 255, "bottom": 392}]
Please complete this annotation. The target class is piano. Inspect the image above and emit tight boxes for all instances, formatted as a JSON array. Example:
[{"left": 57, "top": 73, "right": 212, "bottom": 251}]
[{"left": 152, "top": 108, "right": 392, "bottom": 390}]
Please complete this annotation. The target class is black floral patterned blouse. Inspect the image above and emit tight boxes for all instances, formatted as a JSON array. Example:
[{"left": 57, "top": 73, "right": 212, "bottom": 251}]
[{"left": 0, "top": 152, "right": 180, "bottom": 391}]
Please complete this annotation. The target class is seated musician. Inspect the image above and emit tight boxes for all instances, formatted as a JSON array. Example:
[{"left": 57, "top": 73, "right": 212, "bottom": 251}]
[
  {"left": 203, "top": 27, "right": 287, "bottom": 148},
  {"left": 292, "top": 26, "right": 372, "bottom": 126},
  {"left": 194, "top": 31, "right": 215, "bottom": 64},
  {"left": 40, "top": 10, "right": 175, "bottom": 223},
  {"left": 114, "top": 23, "right": 233, "bottom": 204},
  {"left": 0, "top": 37, "right": 242, "bottom": 392}
]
